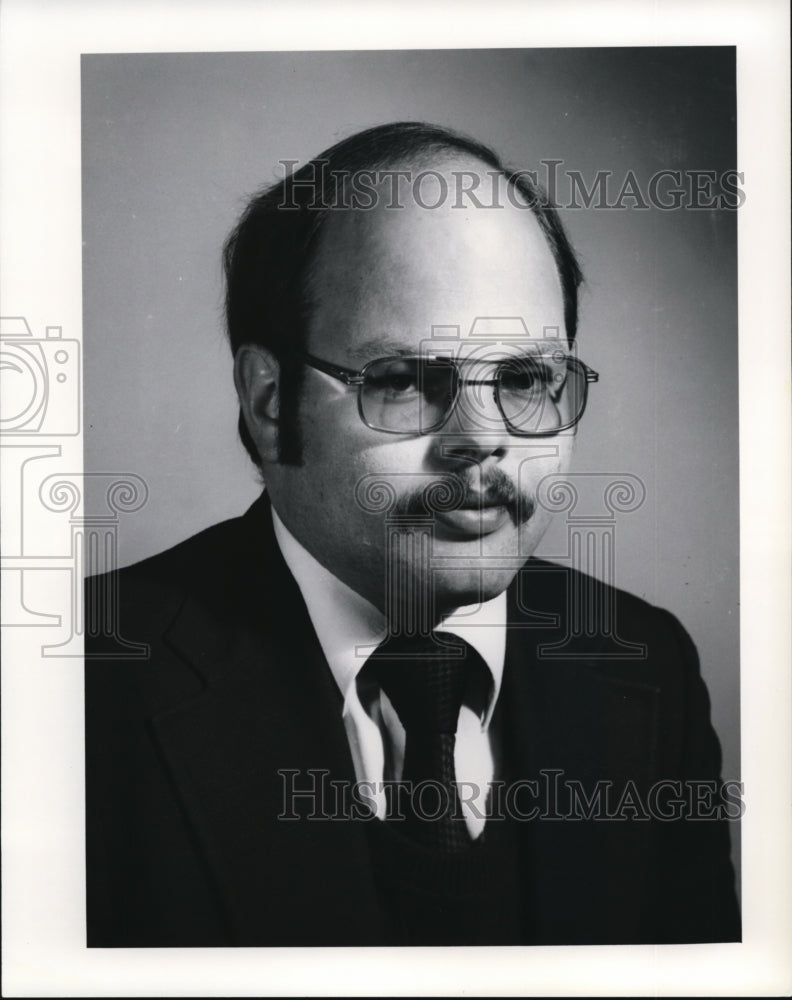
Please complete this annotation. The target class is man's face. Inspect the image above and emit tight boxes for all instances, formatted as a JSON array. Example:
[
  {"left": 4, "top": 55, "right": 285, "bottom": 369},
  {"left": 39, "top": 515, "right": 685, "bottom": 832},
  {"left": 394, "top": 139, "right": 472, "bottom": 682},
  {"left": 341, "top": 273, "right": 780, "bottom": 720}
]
[{"left": 267, "top": 162, "right": 574, "bottom": 615}]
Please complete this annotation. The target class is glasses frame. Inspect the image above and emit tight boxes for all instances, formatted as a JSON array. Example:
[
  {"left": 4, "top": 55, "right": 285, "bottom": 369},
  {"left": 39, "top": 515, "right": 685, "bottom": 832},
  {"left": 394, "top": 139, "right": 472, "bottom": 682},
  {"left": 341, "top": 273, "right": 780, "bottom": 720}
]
[{"left": 299, "top": 350, "right": 599, "bottom": 436}]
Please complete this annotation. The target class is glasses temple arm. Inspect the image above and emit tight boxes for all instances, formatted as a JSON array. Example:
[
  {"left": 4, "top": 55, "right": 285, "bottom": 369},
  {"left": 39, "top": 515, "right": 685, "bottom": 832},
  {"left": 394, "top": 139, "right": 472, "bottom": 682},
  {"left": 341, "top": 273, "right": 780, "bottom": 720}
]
[{"left": 301, "top": 352, "right": 365, "bottom": 386}]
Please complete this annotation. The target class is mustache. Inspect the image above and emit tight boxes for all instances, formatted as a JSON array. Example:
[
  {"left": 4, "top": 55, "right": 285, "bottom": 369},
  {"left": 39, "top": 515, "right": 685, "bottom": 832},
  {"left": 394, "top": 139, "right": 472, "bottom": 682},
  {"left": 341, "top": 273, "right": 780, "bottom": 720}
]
[{"left": 391, "top": 469, "right": 534, "bottom": 526}]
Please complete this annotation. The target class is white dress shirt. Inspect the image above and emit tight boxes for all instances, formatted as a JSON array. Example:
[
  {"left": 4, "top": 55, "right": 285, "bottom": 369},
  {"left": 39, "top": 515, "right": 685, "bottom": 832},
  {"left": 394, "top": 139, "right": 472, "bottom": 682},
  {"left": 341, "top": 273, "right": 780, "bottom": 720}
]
[{"left": 271, "top": 506, "right": 505, "bottom": 838}]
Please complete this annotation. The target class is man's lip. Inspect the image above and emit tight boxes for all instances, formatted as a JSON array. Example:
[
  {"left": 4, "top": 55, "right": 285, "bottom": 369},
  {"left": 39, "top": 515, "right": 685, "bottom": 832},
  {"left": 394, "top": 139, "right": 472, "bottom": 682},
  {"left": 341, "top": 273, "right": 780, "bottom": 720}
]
[
  {"left": 457, "top": 500, "right": 504, "bottom": 509},
  {"left": 456, "top": 493, "right": 509, "bottom": 509},
  {"left": 433, "top": 504, "right": 511, "bottom": 538}
]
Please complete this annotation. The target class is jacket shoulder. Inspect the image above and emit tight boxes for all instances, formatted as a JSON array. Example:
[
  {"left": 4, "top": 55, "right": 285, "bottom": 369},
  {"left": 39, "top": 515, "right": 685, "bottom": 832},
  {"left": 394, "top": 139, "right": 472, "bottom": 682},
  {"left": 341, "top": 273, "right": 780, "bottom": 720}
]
[
  {"left": 517, "top": 556, "right": 684, "bottom": 633},
  {"left": 113, "top": 511, "right": 249, "bottom": 586},
  {"left": 511, "top": 556, "right": 699, "bottom": 695},
  {"left": 85, "top": 503, "right": 271, "bottom": 637}
]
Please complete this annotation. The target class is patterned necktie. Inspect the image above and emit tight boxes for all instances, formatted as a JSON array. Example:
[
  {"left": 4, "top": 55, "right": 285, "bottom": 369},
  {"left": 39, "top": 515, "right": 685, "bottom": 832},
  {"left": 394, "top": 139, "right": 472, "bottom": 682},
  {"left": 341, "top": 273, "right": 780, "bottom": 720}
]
[{"left": 365, "top": 631, "right": 486, "bottom": 853}]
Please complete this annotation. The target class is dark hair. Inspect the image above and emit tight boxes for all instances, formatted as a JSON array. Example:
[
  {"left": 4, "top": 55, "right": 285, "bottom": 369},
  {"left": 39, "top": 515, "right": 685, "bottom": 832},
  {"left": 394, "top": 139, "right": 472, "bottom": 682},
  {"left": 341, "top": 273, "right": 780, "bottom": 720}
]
[{"left": 223, "top": 121, "right": 583, "bottom": 467}]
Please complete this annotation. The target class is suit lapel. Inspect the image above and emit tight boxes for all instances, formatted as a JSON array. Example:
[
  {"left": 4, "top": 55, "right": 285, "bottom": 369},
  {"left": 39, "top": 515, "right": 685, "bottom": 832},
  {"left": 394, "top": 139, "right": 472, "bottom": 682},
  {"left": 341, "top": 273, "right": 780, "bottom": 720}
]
[{"left": 147, "top": 496, "right": 385, "bottom": 945}]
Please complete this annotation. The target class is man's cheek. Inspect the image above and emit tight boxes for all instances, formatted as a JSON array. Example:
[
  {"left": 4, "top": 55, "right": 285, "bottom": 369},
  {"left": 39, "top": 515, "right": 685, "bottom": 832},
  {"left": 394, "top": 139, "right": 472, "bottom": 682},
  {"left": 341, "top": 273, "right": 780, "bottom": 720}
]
[{"left": 517, "top": 506, "right": 553, "bottom": 556}]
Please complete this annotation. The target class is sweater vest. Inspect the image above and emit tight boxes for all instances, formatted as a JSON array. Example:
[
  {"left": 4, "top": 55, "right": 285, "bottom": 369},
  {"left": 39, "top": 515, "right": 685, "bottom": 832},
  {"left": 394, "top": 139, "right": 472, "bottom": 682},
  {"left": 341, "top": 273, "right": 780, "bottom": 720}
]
[{"left": 365, "top": 806, "right": 525, "bottom": 946}]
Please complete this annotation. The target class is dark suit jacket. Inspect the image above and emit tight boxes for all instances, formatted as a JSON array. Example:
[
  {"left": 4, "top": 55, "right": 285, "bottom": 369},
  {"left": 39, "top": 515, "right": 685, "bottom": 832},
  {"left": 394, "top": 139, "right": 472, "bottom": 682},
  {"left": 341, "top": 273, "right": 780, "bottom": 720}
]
[{"left": 85, "top": 494, "right": 740, "bottom": 946}]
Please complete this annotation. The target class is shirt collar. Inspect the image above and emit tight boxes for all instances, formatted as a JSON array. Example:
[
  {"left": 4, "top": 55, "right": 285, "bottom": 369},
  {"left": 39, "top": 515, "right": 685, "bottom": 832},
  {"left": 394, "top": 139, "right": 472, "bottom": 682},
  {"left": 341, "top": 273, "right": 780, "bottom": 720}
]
[{"left": 271, "top": 504, "right": 505, "bottom": 729}]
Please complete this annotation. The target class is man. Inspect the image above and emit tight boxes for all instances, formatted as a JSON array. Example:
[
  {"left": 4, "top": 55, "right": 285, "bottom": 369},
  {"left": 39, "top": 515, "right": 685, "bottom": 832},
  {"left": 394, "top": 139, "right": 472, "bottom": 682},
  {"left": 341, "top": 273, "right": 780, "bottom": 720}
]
[{"left": 85, "top": 122, "right": 740, "bottom": 947}]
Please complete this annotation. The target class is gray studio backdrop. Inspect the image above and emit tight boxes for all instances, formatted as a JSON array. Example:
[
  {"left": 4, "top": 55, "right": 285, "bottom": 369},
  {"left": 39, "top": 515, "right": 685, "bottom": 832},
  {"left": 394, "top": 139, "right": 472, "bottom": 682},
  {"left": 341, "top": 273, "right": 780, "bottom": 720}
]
[{"left": 82, "top": 48, "right": 740, "bottom": 887}]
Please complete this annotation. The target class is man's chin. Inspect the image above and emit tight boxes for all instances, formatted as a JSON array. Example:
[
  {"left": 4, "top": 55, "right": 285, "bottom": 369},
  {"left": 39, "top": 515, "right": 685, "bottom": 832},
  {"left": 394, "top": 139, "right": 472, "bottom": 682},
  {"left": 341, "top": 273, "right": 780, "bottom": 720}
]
[
  {"left": 376, "top": 514, "right": 543, "bottom": 618},
  {"left": 420, "top": 522, "right": 528, "bottom": 610},
  {"left": 432, "top": 567, "right": 520, "bottom": 613}
]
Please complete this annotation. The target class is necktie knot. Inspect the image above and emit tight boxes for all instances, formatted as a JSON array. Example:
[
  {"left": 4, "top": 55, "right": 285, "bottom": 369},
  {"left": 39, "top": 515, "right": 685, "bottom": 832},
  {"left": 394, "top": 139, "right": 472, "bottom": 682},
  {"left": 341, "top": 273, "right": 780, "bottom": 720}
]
[{"left": 366, "top": 632, "right": 474, "bottom": 735}]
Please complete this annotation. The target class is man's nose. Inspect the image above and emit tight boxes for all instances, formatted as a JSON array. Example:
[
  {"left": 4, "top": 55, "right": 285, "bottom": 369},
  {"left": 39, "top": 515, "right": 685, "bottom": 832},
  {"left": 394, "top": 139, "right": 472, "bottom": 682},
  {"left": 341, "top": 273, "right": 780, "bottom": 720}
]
[{"left": 433, "top": 379, "right": 512, "bottom": 465}]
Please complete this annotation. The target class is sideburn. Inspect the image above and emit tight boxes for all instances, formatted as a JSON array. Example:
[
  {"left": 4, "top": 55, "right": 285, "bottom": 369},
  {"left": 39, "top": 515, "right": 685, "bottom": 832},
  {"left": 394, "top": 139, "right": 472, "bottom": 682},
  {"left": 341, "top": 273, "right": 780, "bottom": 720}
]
[{"left": 276, "top": 356, "right": 307, "bottom": 466}]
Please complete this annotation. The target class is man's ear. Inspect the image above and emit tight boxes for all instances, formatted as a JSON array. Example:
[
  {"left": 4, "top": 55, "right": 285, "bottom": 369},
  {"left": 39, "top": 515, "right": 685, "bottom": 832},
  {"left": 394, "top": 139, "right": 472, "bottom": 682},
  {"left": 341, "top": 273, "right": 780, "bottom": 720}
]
[{"left": 234, "top": 345, "right": 281, "bottom": 465}]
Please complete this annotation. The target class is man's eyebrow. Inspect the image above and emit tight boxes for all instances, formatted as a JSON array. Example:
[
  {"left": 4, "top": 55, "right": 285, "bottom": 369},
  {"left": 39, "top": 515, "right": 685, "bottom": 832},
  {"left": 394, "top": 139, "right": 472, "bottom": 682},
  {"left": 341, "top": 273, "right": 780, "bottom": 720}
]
[
  {"left": 343, "top": 339, "right": 571, "bottom": 364},
  {"left": 345, "top": 339, "right": 416, "bottom": 362}
]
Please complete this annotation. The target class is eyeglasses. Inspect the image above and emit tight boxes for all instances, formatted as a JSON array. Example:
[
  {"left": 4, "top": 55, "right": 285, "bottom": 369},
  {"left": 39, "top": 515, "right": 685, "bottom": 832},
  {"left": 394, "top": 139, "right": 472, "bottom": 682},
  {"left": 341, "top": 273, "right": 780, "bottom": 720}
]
[{"left": 299, "top": 349, "right": 598, "bottom": 436}]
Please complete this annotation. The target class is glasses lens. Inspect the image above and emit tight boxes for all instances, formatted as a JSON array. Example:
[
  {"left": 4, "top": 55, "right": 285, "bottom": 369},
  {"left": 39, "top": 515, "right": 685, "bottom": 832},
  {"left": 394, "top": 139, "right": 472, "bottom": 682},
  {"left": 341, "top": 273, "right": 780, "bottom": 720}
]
[
  {"left": 496, "top": 355, "right": 585, "bottom": 434},
  {"left": 360, "top": 357, "right": 457, "bottom": 432}
]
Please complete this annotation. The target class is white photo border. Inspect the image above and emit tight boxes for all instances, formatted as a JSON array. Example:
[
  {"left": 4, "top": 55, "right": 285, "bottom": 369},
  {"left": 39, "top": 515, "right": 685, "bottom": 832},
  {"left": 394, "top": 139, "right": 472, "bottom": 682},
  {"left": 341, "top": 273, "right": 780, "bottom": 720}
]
[{"left": 1, "top": 0, "right": 790, "bottom": 996}]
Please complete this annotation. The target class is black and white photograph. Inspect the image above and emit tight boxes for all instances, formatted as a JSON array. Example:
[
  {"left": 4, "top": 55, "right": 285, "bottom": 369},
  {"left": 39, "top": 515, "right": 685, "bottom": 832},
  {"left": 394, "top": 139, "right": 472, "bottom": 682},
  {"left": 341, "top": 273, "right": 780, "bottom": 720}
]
[
  {"left": 1, "top": 1, "right": 790, "bottom": 996},
  {"left": 82, "top": 47, "right": 744, "bottom": 949}
]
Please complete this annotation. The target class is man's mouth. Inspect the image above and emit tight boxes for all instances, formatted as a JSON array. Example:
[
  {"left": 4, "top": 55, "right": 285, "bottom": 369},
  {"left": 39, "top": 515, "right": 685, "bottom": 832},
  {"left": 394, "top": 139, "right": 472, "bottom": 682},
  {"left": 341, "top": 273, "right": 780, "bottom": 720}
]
[
  {"left": 433, "top": 501, "right": 512, "bottom": 538},
  {"left": 390, "top": 470, "right": 533, "bottom": 537}
]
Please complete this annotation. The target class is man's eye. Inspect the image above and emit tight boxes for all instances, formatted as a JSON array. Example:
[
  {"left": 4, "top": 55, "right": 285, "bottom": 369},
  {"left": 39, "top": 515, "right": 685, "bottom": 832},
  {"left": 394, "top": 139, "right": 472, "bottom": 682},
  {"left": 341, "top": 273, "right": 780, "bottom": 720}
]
[
  {"left": 499, "top": 363, "right": 546, "bottom": 393},
  {"left": 367, "top": 362, "right": 420, "bottom": 396},
  {"left": 501, "top": 371, "right": 539, "bottom": 392},
  {"left": 384, "top": 371, "right": 417, "bottom": 392}
]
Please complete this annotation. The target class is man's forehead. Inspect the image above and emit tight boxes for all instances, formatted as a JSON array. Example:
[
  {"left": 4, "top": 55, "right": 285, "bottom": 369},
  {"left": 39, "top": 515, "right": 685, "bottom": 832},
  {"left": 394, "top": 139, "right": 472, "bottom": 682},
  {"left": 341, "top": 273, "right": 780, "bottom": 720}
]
[
  {"left": 310, "top": 171, "right": 559, "bottom": 293},
  {"left": 305, "top": 155, "right": 565, "bottom": 359},
  {"left": 316, "top": 155, "right": 542, "bottom": 241}
]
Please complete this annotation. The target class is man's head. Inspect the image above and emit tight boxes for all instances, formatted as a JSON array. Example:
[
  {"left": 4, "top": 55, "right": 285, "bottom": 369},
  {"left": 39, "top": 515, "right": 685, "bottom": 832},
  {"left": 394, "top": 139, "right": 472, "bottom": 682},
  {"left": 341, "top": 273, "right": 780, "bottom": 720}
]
[{"left": 227, "top": 122, "right": 586, "bottom": 615}]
